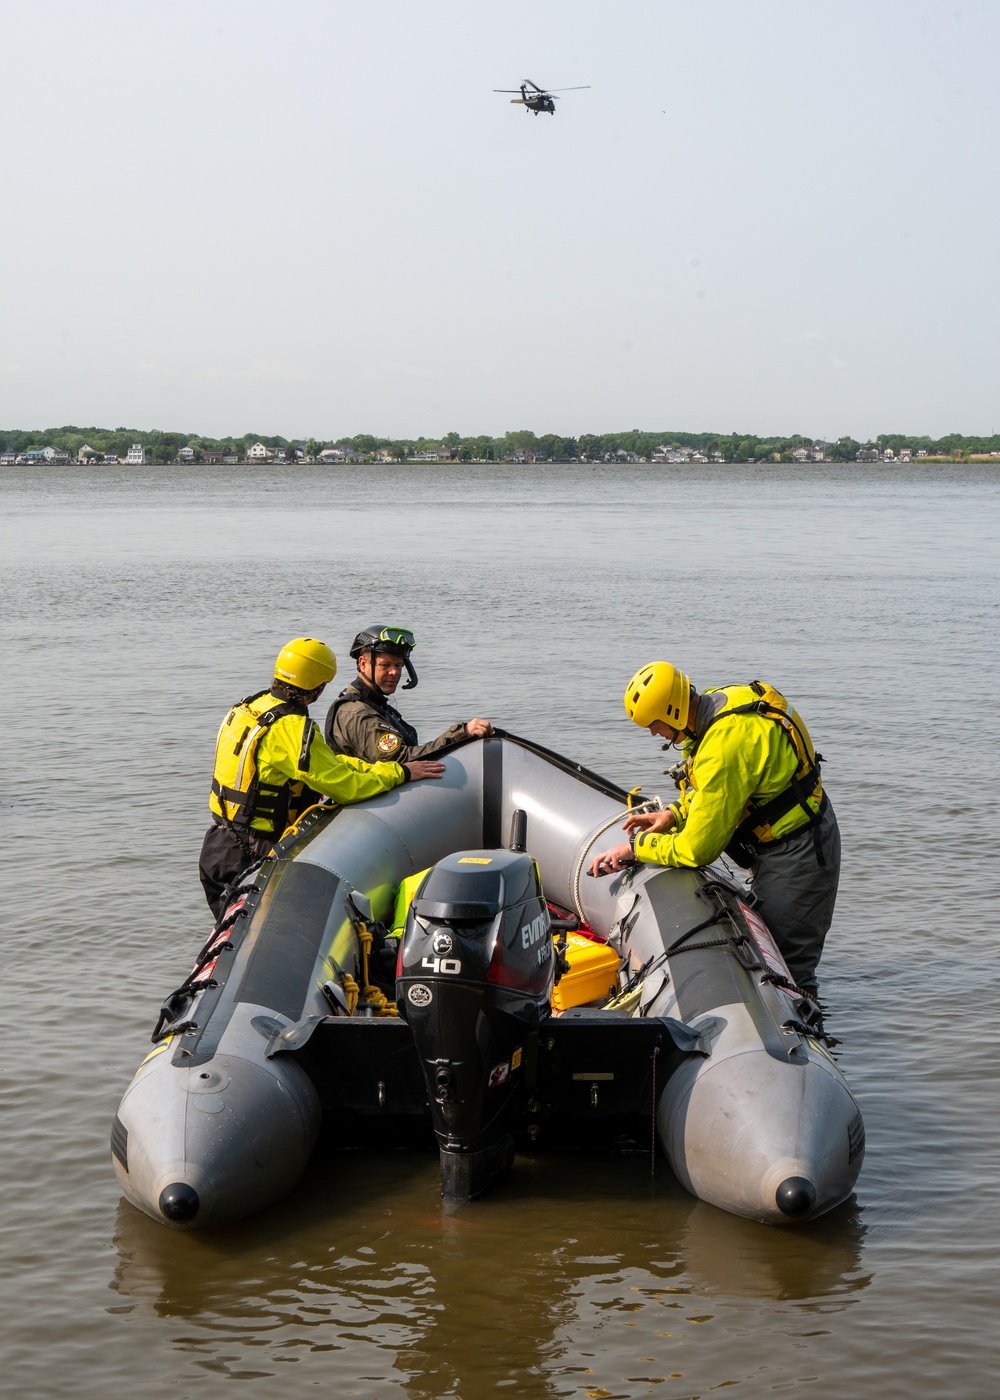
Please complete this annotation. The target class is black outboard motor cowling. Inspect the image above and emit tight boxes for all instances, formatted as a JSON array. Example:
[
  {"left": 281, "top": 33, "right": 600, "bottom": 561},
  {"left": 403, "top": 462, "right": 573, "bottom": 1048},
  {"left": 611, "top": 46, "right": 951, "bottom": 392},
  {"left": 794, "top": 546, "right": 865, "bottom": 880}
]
[{"left": 397, "top": 850, "right": 554, "bottom": 1201}]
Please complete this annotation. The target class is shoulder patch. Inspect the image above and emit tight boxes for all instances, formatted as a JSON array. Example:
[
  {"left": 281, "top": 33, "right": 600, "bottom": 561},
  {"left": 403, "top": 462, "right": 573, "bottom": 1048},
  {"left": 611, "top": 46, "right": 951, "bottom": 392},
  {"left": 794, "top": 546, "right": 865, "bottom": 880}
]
[{"left": 376, "top": 730, "right": 401, "bottom": 756}]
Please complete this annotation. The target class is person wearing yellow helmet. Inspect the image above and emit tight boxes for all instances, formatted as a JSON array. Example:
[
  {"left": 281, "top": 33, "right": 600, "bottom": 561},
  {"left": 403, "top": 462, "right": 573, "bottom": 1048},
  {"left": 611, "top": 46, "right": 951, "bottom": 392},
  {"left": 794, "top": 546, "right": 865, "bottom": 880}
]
[
  {"left": 199, "top": 637, "right": 445, "bottom": 917},
  {"left": 588, "top": 662, "right": 840, "bottom": 997},
  {"left": 324, "top": 624, "right": 493, "bottom": 764}
]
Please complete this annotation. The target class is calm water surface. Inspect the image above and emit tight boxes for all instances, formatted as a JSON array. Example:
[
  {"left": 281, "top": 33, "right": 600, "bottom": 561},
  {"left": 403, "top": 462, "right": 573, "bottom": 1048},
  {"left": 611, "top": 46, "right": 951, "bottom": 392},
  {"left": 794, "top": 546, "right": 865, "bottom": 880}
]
[{"left": 2, "top": 462, "right": 998, "bottom": 1398}]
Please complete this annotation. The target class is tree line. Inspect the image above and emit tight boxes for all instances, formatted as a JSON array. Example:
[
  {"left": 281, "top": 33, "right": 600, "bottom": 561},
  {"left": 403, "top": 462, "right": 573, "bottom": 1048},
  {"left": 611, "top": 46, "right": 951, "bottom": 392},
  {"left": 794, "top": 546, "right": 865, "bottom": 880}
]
[{"left": 4, "top": 424, "right": 1000, "bottom": 463}]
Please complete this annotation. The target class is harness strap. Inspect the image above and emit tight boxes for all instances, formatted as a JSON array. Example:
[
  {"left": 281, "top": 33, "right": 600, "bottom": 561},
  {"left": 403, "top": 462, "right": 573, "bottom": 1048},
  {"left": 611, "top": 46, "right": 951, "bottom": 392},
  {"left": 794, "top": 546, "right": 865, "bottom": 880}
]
[
  {"left": 732, "top": 761, "right": 820, "bottom": 833},
  {"left": 212, "top": 778, "right": 247, "bottom": 802},
  {"left": 701, "top": 690, "right": 825, "bottom": 863},
  {"left": 299, "top": 718, "right": 316, "bottom": 771},
  {"left": 213, "top": 695, "right": 308, "bottom": 835}
]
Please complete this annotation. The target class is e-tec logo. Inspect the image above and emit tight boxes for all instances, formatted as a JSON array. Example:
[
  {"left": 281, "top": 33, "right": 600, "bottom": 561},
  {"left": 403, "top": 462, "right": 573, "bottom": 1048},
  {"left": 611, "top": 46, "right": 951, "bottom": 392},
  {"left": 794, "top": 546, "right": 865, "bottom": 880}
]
[{"left": 520, "top": 910, "right": 548, "bottom": 950}]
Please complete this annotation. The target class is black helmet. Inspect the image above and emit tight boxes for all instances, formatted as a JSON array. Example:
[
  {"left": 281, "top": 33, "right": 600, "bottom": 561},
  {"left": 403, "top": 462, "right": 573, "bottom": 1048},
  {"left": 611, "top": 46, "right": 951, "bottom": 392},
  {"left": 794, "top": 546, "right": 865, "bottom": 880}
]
[{"left": 349, "top": 625, "right": 418, "bottom": 689}]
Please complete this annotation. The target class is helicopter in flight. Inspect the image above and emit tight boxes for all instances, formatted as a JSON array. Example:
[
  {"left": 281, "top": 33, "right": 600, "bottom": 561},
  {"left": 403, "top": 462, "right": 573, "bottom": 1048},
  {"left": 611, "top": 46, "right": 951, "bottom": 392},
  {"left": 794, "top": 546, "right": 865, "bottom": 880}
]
[{"left": 494, "top": 78, "right": 590, "bottom": 116}]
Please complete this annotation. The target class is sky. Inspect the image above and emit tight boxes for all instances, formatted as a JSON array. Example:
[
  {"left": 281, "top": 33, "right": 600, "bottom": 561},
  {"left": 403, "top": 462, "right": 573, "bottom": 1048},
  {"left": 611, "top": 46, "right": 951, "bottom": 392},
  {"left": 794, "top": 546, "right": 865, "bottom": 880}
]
[{"left": 2, "top": 0, "right": 998, "bottom": 442}]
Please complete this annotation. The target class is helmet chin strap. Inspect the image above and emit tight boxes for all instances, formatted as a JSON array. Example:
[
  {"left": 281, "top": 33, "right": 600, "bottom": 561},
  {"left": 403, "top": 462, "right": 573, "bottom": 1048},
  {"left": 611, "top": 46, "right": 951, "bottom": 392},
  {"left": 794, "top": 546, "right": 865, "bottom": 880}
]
[
  {"left": 363, "top": 648, "right": 418, "bottom": 691},
  {"left": 359, "top": 651, "right": 378, "bottom": 692},
  {"left": 683, "top": 690, "right": 699, "bottom": 738}
]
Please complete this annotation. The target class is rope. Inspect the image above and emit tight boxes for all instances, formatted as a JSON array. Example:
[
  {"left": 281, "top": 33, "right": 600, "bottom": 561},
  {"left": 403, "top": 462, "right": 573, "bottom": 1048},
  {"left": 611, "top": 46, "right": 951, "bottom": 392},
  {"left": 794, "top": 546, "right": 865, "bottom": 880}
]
[
  {"left": 613, "top": 950, "right": 667, "bottom": 1006},
  {"left": 606, "top": 912, "right": 734, "bottom": 1022},
  {"left": 363, "top": 985, "right": 399, "bottom": 1016},
  {"left": 353, "top": 919, "right": 400, "bottom": 1017},
  {"left": 759, "top": 969, "right": 807, "bottom": 994},
  {"left": 278, "top": 801, "right": 333, "bottom": 846},
  {"left": 665, "top": 935, "right": 736, "bottom": 955},
  {"left": 212, "top": 865, "right": 264, "bottom": 929},
  {"left": 340, "top": 973, "right": 360, "bottom": 1016},
  {"left": 604, "top": 981, "right": 643, "bottom": 1013},
  {"left": 782, "top": 1016, "right": 840, "bottom": 1049},
  {"left": 150, "top": 868, "right": 267, "bottom": 1043},
  {"left": 571, "top": 796, "right": 663, "bottom": 920},
  {"left": 664, "top": 909, "right": 729, "bottom": 954},
  {"left": 637, "top": 972, "right": 670, "bottom": 1016}
]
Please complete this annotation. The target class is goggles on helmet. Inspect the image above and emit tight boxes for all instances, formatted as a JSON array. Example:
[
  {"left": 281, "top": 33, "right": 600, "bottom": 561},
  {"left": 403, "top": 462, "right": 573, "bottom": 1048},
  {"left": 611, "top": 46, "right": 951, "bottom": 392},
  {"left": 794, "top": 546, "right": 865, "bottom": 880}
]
[
  {"left": 350, "top": 625, "right": 415, "bottom": 658},
  {"left": 374, "top": 627, "right": 415, "bottom": 651}
]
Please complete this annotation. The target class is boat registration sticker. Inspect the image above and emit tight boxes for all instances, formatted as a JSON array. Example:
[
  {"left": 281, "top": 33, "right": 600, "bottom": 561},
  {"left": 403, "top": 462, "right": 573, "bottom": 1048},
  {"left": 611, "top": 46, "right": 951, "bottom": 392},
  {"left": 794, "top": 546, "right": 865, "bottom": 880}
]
[
  {"left": 458, "top": 857, "right": 492, "bottom": 864},
  {"left": 738, "top": 901, "right": 792, "bottom": 979},
  {"left": 407, "top": 983, "right": 433, "bottom": 1007}
]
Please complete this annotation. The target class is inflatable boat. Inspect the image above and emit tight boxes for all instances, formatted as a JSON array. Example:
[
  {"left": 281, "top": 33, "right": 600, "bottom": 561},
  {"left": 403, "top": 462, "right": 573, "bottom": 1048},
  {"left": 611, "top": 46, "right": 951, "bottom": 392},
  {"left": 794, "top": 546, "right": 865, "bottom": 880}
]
[{"left": 111, "top": 733, "right": 864, "bottom": 1230}]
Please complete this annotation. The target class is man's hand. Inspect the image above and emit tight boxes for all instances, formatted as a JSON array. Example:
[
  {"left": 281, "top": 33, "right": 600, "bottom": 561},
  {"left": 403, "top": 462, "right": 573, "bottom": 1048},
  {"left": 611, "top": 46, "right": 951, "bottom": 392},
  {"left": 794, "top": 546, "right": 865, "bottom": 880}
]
[
  {"left": 587, "top": 841, "right": 635, "bottom": 877},
  {"left": 403, "top": 759, "right": 446, "bottom": 781},
  {"left": 622, "top": 809, "right": 676, "bottom": 838},
  {"left": 465, "top": 718, "right": 493, "bottom": 738}
]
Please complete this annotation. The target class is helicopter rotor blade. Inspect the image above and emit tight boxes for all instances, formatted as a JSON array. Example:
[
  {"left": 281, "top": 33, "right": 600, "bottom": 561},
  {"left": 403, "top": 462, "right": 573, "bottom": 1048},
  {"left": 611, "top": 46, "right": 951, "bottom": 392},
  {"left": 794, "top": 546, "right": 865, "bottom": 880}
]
[
  {"left": 547, "top": 86, "right": 591, "bottom": 92},
  {"left": 523, "top": 79, "right": 545, "bottom": 92},
  {"left": 494, "top": 89, "right": 523, "bottom": 93}
]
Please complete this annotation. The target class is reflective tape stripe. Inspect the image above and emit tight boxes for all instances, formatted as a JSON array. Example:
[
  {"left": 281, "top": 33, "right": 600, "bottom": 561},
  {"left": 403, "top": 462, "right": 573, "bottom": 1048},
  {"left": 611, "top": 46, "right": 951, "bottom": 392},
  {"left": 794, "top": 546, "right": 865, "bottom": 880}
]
[{"left": 233, "top": 723, "right": 266, "bottom": 793}]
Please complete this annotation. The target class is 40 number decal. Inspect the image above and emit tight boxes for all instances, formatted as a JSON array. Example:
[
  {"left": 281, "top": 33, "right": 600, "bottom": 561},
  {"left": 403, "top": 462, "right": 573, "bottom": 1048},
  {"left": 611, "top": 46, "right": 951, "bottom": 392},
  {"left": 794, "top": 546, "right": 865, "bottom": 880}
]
[{"left": 422, "top": 955, "right": 462, "bottom": 974}]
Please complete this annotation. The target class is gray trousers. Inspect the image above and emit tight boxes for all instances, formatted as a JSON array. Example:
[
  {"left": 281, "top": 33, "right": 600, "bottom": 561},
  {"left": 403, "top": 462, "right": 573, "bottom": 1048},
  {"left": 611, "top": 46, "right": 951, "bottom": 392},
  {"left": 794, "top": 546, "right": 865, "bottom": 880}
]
[{"left": 749, "top": 798, "right": 841, "bottom": 994}]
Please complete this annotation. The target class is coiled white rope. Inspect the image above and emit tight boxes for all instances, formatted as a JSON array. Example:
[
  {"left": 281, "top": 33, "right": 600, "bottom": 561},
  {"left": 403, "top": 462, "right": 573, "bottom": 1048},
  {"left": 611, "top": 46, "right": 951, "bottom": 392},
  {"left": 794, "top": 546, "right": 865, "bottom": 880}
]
[{"left": 571, "top": 796, "right": 663, "bottom": 921}]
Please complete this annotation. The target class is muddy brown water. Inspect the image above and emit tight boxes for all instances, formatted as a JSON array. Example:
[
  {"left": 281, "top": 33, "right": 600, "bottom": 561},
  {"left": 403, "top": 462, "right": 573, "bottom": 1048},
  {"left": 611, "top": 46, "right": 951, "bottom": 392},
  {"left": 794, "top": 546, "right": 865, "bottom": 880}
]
[{"left": 2, "top": 462, "right": 998, "bottom": 1398}]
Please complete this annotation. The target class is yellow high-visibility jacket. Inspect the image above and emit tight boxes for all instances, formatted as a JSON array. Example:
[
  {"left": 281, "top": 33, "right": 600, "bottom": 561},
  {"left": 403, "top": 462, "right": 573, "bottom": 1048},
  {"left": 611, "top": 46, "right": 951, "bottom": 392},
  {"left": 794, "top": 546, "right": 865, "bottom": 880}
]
[
  {"left": 634, "top": 682, "right": 823, "bottom": 870},
  {"left": 209, "top": 689, "right": 405, "bottom": 837}
]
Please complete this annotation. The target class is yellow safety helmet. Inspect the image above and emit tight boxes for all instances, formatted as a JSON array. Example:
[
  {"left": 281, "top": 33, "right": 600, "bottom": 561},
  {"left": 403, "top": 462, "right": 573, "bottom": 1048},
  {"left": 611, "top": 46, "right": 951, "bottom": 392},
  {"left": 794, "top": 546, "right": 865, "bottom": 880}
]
[
  {"left": 624, "top": 662, "right": 691, "bottom": 730},
  {"left": 274, "top": 637, "right": 337, "bottom": 691}
]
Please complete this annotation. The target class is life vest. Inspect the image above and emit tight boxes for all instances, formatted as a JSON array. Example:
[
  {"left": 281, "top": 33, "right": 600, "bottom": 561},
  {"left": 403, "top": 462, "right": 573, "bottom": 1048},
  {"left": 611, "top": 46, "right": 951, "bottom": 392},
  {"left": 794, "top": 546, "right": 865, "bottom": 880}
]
[
  {"left": 325, "top": 678, "right": 420, "bottom": 753},
  {"left": 390, "top": 867, "right": 431, "bottom": 937},
  {"left": 692, "top": 681, "right": 826, "bottom": 866},
  {"left": 209, "top": 689, "right": 320, "bottom": 836}
]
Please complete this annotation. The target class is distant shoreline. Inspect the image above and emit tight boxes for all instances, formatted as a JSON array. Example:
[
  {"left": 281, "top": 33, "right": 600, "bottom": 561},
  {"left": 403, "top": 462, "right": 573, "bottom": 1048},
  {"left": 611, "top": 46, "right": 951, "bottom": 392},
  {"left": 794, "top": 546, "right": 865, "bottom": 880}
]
[
  {"left": 4, "top": 425, "right": 1000, "bottom": 471},
  {"left": 4, "top": 454, "right": 997, "bottom": 471}
]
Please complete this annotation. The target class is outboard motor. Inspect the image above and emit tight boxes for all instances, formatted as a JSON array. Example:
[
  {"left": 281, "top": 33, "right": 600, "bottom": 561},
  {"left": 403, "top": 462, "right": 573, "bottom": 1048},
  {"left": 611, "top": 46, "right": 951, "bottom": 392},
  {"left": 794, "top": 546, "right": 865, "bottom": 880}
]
[{"left": 397, "top": 850, "right": 554, "bottom": 1201}]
